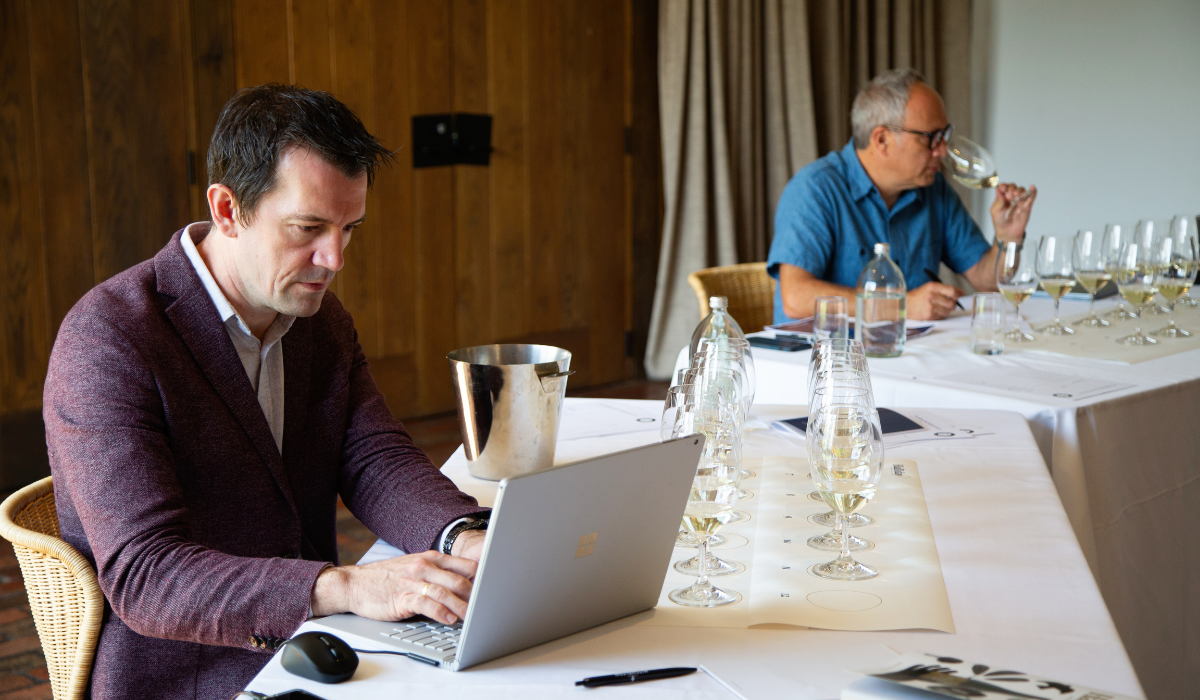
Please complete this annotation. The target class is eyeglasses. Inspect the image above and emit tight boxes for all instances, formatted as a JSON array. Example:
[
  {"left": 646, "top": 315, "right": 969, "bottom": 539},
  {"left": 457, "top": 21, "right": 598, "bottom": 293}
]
[{"left": 885, "top": 123, "right": 953, "bottom": 150}]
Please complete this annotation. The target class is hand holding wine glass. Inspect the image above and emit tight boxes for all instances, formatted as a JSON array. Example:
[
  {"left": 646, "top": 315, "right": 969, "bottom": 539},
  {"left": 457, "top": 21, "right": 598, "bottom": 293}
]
[{"left": 941, "top": 134, "right": 1035, "bottom": 240}]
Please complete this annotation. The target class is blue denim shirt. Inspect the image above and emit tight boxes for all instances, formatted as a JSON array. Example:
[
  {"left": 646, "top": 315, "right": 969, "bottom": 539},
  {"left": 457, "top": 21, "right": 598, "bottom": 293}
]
[{"left": 767, "top": 140, "right": 991, "bottom": 323}]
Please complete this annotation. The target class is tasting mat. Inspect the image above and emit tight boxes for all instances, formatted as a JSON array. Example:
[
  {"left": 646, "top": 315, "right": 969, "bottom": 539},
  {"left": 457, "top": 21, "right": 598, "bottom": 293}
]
[
  {"left": 639, "top": 457, "right": 955, "bottom": 633},
  {"left": 1016, "top": 304, "right": 1200, "bottom": 364}
]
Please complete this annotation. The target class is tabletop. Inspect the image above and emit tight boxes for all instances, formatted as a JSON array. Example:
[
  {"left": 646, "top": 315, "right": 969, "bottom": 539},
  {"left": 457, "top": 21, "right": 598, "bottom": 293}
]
[{"left": 246, "top": 399, "right": 1142, "bottom": 700}]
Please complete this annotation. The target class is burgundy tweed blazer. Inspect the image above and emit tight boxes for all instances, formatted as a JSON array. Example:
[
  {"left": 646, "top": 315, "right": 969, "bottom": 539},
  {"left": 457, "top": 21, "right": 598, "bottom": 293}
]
[{"left": 44, "top": 228, "right": 488, "bottom": 699}]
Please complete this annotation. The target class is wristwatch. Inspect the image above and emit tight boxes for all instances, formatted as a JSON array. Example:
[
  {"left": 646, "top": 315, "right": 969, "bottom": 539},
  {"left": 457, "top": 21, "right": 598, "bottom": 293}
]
[{"left": 442, "top": 517, "right": 489, "bottom": 555}]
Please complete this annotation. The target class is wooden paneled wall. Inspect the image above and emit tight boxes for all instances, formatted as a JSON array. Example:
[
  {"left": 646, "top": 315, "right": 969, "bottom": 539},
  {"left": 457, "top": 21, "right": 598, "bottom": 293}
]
[{"left": 0, "top": 0, "right": 660, "bottom": 449}]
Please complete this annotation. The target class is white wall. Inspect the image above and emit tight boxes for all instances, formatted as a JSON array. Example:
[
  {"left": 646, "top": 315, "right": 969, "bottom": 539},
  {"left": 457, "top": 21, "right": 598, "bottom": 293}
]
[{"left": 972, "top": 0, "right": 1200, "bottom": 242}]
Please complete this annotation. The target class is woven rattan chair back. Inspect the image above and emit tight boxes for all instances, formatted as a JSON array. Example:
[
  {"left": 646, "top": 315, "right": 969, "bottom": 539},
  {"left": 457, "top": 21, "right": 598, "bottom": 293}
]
[
  {"left": 0, "top": 477, "right": 103, "bottom": 700},
  {"left": 687, "top": 262, "right": 777, "bottom": 333}
]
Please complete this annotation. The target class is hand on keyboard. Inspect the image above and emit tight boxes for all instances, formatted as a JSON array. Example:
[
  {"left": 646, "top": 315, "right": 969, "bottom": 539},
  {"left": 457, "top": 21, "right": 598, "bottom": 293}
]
[{"left": 310, "top": 550, "right": 477, "bottom": 625}]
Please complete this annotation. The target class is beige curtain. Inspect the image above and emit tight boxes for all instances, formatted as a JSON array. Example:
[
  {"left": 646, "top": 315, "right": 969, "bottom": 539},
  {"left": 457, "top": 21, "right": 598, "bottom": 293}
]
[{"left": 646, "top": 0, "right": 972, "bottom": 379}]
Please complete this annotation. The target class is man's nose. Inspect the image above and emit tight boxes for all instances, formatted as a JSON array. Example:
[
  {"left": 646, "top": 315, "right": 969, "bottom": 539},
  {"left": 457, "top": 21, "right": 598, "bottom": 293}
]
[{"left": 313, "top": 234, "right": 346, "bottom": 272}]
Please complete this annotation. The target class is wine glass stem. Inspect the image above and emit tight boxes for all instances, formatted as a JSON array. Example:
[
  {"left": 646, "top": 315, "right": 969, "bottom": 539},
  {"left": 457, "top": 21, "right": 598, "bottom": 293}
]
[
  {"left": 1088, "top": 293, "right": 1095, "bottom": 319},
  {"left": 1012, "top": 302, "right": 1022, "bottom": 333},
  {"left": 1053, "top": 297, "right": 1061, "bottom": 324},
  {"left": 838, "top": 513, "right": 850, "bottom": 561},
  {"left": 696, "top": 537, "right": 710, "bottom": 588},
  {"left": 1168, "top": 300, "right": 1176, "bottom": 328}
]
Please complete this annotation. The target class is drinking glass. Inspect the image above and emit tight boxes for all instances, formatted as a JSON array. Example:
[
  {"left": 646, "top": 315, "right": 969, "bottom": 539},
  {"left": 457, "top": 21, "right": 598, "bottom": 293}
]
[
  {"left": 807, "top": 387, "right": 876, "bottom": 538},
  {"left": 970, "top": 293, "right": 1006, "bottom": 355},
  {"left": 669, "top": 390, "right": 729, "bottom": 549},
  {"left": 1101, "top": 224, "right": 1137, "bottom": 321},
  {"left": 697, "top": 338, "right": 756, "bottom": 409},
  {"left": 1072, "top": 229, "right": 1111, "bottom": 327},
  {"left": 995, "top": 241, "right": 1037, "bottom": 342},
  {"left": 1150, "top": 235, "right": 1197, "bottom": 338},
  {"left": 1114, "top": 242, "right": 1158, "bottom": 345},
  {"left": 814, "top": 296, "right": 849, "bottom": 341},
  {"left": 1134, "top": 220, "right": 1169, "bottom": 315},
  {"left": 1169, "top": 214, "right": 1200, "bottom": 308},
  {"left": 806, "top": 404, "right": 884, "bottom": 581},
  {"left": 1035, "top": 236, "right": 1075, "bottom": 335},
  {"left": 668, "top": 460, "right": 743, "bottom": 607},
  {"left": 674, "top": 422, "right": 746, "bottom": 577},
  {"left": 942, "top": 135, "right": 1033, "bottom": 220}
]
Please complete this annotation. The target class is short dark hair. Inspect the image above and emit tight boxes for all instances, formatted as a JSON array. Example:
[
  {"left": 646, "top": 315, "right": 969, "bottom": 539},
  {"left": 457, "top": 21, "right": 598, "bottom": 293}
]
[{"left": 207, "top": 84, "right": 394, "bottom": 225}]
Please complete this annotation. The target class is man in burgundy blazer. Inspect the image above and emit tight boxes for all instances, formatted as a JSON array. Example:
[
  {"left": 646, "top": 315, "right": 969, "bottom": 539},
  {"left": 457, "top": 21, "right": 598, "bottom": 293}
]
[{"left": 44, "top": 85, "right": 489, "bottom": 699}]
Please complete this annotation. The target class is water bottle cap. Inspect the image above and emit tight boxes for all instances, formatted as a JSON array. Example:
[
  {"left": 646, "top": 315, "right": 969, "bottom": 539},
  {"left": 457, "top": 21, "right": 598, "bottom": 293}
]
[
  {"left": 873, "top": 243, "right": 891, "bottom": 256},
  {"left": 709, "top": 296, "right": 729, "bottom": 309}
]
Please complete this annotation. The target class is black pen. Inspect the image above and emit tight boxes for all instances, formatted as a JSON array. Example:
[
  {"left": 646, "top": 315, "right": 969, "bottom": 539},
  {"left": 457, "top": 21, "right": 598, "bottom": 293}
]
[
  {"left": 575, "top": 667, "right": 697, "bottom": 688},
  {"left": 924, "top": 267, "right": 966, "bottom": 310}
]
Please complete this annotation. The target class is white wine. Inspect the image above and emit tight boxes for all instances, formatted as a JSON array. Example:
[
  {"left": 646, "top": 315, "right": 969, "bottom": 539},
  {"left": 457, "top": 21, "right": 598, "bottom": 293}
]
[
  {"left": 1075, "top": 271, "right": 1112, "bottom": 294},
  {"left": 682, "top": 501, "right": 733, "bottom": 535},
  {"left": 681, "top": 476, "right": 737, "bottom": 534},
  {"left": 1157, "top": 282, "right": 1191, "bottom": 301},
  {"left": 999, "top": 285, "right": 1035, "bottom": 306},
  {"left": 819, "top": 486, "right": 876, "bottom": 515},
  {"left": 952, "top": 172, "right": 999, "bottom": 189},
  {"left": 1039, "top": 276, "right": 1075, "bottom": 300},
  {"left": 1119, "top": 284, "right": 1158, "bottom": 307}
]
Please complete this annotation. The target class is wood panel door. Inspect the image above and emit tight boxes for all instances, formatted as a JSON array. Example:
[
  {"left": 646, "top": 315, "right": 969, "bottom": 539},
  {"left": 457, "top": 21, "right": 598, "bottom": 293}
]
[{"left": 0, "top": 0, "right": 640, "bottom": 428}]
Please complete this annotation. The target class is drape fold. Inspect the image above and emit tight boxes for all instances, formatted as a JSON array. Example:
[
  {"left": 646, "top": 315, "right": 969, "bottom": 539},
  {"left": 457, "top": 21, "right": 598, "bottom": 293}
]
[{"left": 647, "top": 0, "right": 971, "bottom": 379}]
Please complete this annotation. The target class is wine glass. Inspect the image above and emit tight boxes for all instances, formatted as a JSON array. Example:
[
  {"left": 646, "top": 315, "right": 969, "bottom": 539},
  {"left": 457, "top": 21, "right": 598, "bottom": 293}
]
[
  {"left": 1134, "top": 220, "right": 1169, "bottom": 316},
  {"left": 669, "top": 459, "right": 743, "bottom": 607},
  {"left": 1072, "top": 230, "right": 1111, "bottom": 327},
  {"left": 1035, "top": 236, "right": 1075, "bottom": 334},
  {"left": 674, "top": 419, "right": 746, "bottom": 577},
  {"left": 942, "top": 135, "right": 1033, "bottom": 219},
  {"left": 1169, "top": 215, "right": 1200, "bottom": 308},
  {"left": 1100, "top": 224, "right": 1136, "bottom": 321},
  {"left": 806, "top": 403, "right": 884, "bottom": 581},
  {"left": 1150, "top": 235, "right": 1197, "bottom": 338},
  {"left": 995, "top": 241, "right": 1038, "bottom": 341},
  {"left": 1114, "top": 242, "right": 1158, "bottom": 345}
]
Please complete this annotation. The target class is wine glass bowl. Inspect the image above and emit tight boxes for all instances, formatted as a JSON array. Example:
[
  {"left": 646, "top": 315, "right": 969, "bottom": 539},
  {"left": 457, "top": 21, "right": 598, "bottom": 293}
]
[
  {"left": 1169, "top": 214, "right": 1200, "bottom": 309},
  {"left": 943, "top": 135, "right": 997, "bottom": 189}
]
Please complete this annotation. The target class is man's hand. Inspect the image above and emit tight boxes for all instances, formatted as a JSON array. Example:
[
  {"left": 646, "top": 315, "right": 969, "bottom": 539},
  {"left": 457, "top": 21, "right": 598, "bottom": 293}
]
[
  {"left": 908, "top": 281, "right": 963, "bottom": 320},
  {"left": 310, "top": 550, "right": 477, "bottom": 625},
  {"left": 991, "top": 183, "right": 1037, "bottom": 244}
]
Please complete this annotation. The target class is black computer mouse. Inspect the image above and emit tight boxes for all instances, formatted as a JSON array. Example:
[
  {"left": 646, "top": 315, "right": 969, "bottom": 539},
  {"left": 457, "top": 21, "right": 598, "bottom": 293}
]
[{"left": 280, "top": 632, "right": 359, "bottom": 684}]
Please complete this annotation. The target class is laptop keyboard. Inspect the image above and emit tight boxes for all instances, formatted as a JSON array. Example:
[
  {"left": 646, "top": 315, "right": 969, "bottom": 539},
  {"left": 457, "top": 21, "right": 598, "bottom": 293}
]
[{"left": 381, "top": 620, "right": 463, "bottom": 653}]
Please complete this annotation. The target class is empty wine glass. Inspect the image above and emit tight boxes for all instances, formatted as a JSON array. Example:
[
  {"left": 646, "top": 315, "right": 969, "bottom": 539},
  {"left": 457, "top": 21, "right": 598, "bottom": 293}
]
[
  {"left": 995, "top": 241, "right": 1037, "bottom": 341},
  {"left": 1114, "top": 242, "right": 1158, "bottom": 345},
  {"left": 1150, "top": 235, "right": 1197, "bottom": 338},
  {"left": 1035, "top": 236, "right": 1075, "bottom": 335},
  {"left": 1072, "top": 230, "right": 1110, "bottom": 327},
  {"left": 807, "top": 403, "right": 884, "bottom": 581},
  {"left": 1101, "top": 224, "right": 1137, "bottom": 321},
  {"left": 1169, "top": 214, "right": 1200, "bottom": 308}
]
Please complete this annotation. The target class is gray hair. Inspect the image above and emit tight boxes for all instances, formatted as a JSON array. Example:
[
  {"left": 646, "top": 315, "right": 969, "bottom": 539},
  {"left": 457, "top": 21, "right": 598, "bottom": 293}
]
[{"left": 850, "top": 68, "right": 926, "bottom": 149}]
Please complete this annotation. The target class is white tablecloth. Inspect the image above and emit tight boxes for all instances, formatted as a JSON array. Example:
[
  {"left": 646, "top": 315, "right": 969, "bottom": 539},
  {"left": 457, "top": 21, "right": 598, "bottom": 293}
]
[
  {"left": 739, "top": 298, "right": 1200, "bottom": 700},
  {"left": 246, "top": 399, "right": 1141, "bottom": 700}
]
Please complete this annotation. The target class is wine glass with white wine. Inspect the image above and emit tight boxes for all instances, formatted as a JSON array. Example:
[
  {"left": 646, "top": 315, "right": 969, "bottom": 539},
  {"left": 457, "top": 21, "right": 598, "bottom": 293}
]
[
  {"left": 943, "top": 135, "right": 1033, "bottom": 217},
  {"left": 806, "top": 403, "right": 884, "bottom": 581},
  {"left": 995, "top": 241, "right": 1038, "bottom": 342},
  {"left": 1169, "top": 214, "right": 1200, "bottom": 308},
  {"left": 1072, "top": 230, "right": 1110, "bottom": 327},
  {"left": 1134, "top": 220, "right": 1170, "bottom": 316},
  {"left": 1114, "top": 242, "right": 1158, "bottom": 345},
  {"left": 1035, "top": 235, "right": 1075, "bottom": 335},
  {"left": 1150, "top": 235, "right": 1197, "bottom": 338},
  {"left": 669, "top": 459, "right": 743, "bottom": 607}
]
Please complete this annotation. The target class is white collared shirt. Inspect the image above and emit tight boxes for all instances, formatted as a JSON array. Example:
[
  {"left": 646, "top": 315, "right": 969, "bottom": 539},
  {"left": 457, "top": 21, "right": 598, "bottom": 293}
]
[{"left": 182, "top": 223, "right": 294, "bottom": 454}]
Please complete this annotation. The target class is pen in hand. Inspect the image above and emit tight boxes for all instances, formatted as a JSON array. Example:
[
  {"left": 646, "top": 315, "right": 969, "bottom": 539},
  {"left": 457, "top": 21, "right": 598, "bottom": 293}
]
[
  {"left": 924, "top": 268, "right": 966, "bottom": 311},
  {"left": 575, "top": 667, "right": 697, "bottom": 688}
]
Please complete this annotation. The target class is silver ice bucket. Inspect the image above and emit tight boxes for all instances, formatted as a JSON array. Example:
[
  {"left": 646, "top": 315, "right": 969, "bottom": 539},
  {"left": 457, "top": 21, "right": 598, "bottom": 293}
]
[{"left": 447, "top": 344, "right": 574, "bottom": 481}]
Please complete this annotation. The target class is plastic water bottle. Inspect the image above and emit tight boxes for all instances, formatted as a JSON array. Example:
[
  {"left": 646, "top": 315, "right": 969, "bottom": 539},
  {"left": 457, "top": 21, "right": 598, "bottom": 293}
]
[
  {"left": 689, "top": 296, "right": 746, "bottom": 362},
  {"left": 855, "top": 243, "right": 907, "bottom": 358}
]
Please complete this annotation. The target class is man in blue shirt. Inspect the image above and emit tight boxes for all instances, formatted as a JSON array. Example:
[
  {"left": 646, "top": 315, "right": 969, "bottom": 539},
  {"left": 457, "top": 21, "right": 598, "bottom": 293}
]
[{"left": 768, "top": 68, "right": 1036, "bottom": 322}]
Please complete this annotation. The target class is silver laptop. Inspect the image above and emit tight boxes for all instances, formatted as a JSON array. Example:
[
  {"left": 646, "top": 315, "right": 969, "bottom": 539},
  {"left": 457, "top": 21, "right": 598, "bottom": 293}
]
[{"left": 315, "top": 435, "right": 704, "bottom": 671}]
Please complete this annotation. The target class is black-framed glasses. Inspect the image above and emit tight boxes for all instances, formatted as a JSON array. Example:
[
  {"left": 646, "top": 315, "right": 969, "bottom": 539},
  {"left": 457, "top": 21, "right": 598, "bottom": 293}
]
[{"left": 885, "top": 124, "right": 953, "bottom": 149}]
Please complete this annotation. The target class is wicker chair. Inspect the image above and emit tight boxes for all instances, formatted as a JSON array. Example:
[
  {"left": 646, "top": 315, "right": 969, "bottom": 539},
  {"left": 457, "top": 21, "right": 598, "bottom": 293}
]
[
  {"left": 0, "top": 477, "right": 103, "bottom": 700},
  {"left": 687, "top": 262, "right": 777, "bottom": 333}
]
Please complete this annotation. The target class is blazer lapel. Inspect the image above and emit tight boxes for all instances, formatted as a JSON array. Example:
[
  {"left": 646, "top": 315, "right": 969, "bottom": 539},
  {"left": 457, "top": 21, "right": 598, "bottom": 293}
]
[{"left": 155, "top": 228, "right": 300, "bottom": 518}]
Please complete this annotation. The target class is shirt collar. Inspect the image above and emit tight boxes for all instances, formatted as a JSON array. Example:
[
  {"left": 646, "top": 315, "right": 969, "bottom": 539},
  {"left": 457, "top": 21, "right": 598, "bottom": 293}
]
[
  {"left": 841, "top": 140, "right": 929, "bottom": 213},
  {"left": 181, "top": 222, "right": 296, "bottom": 340}
]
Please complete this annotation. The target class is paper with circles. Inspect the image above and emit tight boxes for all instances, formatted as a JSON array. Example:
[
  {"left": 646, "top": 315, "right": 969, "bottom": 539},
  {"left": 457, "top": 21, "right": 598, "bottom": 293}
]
[{"left": 638, "top": 456, "right": 954, "bottom": 632}]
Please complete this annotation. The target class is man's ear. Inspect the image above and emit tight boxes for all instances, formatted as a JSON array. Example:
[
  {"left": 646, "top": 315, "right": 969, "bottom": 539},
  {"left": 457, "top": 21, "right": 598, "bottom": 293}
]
[
  {"left": 870, "top": 125, "right": 891, "bottom": 157},
  {"left": 206, "top": 184, "right": 240, "bottom": 238}
]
